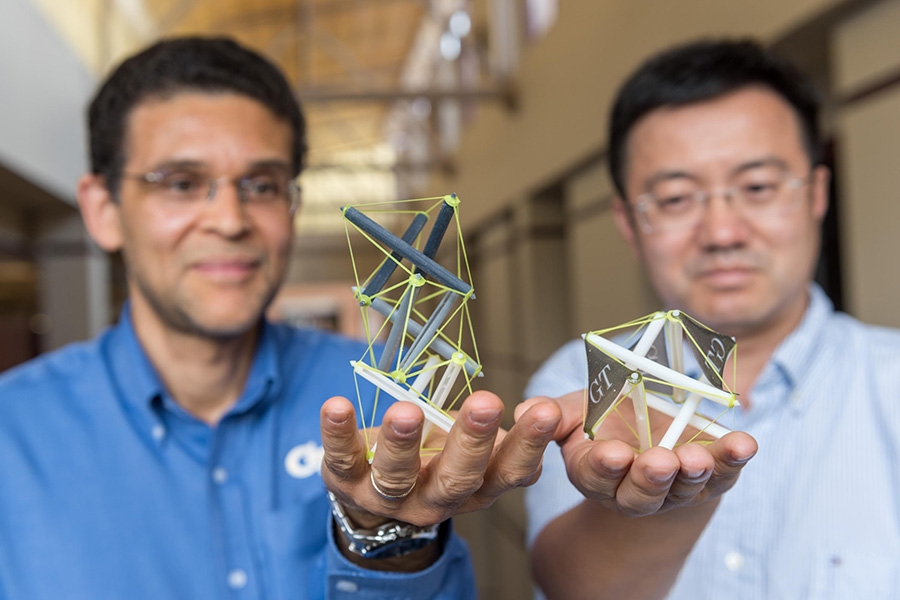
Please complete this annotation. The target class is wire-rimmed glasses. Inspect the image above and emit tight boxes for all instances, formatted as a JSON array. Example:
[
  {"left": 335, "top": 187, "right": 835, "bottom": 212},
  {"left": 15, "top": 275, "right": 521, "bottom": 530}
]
[
  {"left": 631, "top": 169, "right": 811, "bottom": 233},
  {"left": 122, "top": 167, "right": 301, "bottom": 214}
]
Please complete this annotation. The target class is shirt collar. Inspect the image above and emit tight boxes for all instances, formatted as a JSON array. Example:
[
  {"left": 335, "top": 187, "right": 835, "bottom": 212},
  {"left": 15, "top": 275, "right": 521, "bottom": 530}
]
[
  {"left": 766, "top": 283, "right": 833, "bottom": 391},
  {"left": 104, "top": 302, "right": 283, "bottom": 433},
  {"left": 105, "top": 302, "right": 165, "bottom": 413},
  {"left": 662, "top": 285, "right": 832, "bottom": 410},
  {"left": 228, "top": 319, "right": 282, "bottom": 417}
]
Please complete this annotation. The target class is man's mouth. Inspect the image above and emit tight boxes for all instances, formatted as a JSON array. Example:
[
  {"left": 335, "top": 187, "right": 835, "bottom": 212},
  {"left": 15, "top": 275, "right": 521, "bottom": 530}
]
[
  {"left": 191, "top": 257, "right": 262, "bottom": 281},
  {"left": 695, "top": 267, "right": 756, "bottom": 288}
]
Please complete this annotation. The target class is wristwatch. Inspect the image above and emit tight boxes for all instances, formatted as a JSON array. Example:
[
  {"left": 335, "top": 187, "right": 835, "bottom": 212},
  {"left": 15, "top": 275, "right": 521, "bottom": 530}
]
[{"left": 328, "top": 491, "right": 442, "bottom": 559}]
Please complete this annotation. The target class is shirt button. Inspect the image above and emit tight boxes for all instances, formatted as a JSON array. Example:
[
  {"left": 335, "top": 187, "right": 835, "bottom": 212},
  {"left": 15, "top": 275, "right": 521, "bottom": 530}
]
[
  {"left": 227, "top": 568, "right": 248, "bottom": 590},
  {"left": 724, "top": 550, "right": 745, "bottom": 572},
  {"left": 335, "top": 580, "right": 359, "bottom": 593},
  {"left": 151, "top": 425, "right": 166, "bottom": 441},
  {"left": 212, "top": 467, "right": 228, "bottom": 484}
]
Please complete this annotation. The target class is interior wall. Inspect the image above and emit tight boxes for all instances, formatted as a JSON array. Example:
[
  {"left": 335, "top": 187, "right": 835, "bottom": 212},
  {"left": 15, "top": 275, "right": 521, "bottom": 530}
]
[
  {"left": 429, "top": 0, "right": 843, "bottom": 228},
  {"left": 0, "top": 201, "right": 27, "bottom": 247},
  {"left": 564, "top": 160, "right": 658, "bottom": 335},
  {"left": 0, "top": 0, "right": 94, "bottom": 203},
  {"left": 832, "top": 0, "right": 900, "bottom": 326}
]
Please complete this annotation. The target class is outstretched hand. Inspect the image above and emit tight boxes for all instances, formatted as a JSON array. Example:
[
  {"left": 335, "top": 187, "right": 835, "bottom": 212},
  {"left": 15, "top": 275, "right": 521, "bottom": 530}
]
[
  {"left": 517, "top": 389, "right": 757, "bottom": 517},
  {"left": 320, "top": 391, "right": 562, "bottom": 530}
]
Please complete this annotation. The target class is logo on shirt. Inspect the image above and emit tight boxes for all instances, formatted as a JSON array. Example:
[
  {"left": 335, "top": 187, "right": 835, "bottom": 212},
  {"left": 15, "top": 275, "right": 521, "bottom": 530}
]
[{"left": 284, "top": 441, "right": 324, "bottom": 479}]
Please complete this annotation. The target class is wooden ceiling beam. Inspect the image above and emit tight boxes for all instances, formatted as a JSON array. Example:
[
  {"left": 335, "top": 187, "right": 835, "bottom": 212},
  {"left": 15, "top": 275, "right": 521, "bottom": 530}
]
[
  {"left": 298, "top": 85, "right": 518, "bottom": 110},
  {"left": 214, "top": 0, "right": 427, "bottom": 30}
]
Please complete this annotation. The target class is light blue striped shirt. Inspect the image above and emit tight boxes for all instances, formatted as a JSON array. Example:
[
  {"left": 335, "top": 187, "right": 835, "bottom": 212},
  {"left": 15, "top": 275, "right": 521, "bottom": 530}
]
[{"left": 525, "top": 285, "right": 900, "bottom": 599}]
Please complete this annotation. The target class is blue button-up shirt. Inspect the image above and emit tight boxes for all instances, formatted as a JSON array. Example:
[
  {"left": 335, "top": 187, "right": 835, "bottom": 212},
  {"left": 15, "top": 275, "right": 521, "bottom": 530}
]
[
  {"left": 0, "top": 306, "right": 475, "bottom": 599},
  {"left": 525, "top": 285, "right": 900, "bottom": 599}
]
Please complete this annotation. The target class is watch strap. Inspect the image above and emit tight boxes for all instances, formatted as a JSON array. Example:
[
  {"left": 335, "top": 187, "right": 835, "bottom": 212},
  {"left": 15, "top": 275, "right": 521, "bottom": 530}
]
[{"left": 328, "top": 491, "right": 442, "bottom": 559}]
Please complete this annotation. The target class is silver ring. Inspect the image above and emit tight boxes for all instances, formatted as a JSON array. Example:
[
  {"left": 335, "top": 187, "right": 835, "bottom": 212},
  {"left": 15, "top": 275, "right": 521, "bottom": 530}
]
[{"left": 370, "top": 469, "right": 416, "bottom": 500}]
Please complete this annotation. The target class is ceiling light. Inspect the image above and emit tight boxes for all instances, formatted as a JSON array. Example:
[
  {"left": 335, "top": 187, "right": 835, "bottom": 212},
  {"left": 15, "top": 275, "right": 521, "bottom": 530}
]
[
  {"left": 448, "top": 11, "right": 472, "bottom": 38},
  {"left": 439, "top": 32, "right": 461, "bottom": 61}
]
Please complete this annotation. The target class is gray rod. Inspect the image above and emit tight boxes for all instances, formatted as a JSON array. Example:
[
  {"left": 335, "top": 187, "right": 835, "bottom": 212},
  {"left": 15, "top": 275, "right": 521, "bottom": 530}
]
[
  {"left": 399, "top": 291, "right": 459, "bottom": 372},
  {"left": 366, "top": 294, "right": 482, "bottom": 377},
  {"left": 343, "top": 207, "right": 472, "bottom": 296},
  {"left": 421, "top": 198, "right": 456, "bottom": 260},
  {"left": 376, "top": 285, "right": 418, "bottom": 372},
  {"left": 362, "top": 212, "right": 428, "bottom": 297}
]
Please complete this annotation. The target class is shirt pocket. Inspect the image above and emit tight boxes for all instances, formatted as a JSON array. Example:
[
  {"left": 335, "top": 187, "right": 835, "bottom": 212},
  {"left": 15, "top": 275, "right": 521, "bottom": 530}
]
[{"left": 808, "top": 548, "right": 900, "bottom": 600}]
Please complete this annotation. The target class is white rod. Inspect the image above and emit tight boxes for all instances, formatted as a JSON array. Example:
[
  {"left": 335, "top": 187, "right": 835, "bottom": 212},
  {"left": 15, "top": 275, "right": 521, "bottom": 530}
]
[
  {"left": 413, "top": 356, "right": 444, "bottom": 444},
  {"left": 631, "top": 313, "right": 666, "bottom": 357},
  {"left": 645, "top": 392, "right": 730, "bottom": 439},
  {"left": 410, "top": 355, "right": 441, "bottom": 395},
  {"left": 666, "top": 317, "right": 686, "bottom": 403},
  {"left": 626, "top": 315, "right": 662, "bottom": 451},
  {"left": 630, "top": 380, "right": 651, "bottom": 452},
  {"left": 429, "top": 361, "right": 462, "bottom": 413},
  {"left": 658, "top": 392, "right": 703, "bottom": 449},
  {"left": 351, "top": 362, "right": 454, "bottom": 433},
  {"left": 584, "top": 333, "right": 736, "bottom": 407}
]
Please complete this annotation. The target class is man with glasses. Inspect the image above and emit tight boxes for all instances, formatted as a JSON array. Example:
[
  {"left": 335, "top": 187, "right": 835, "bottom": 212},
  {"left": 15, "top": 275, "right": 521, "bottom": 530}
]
[
  {"left": 523, "top": 39, "right": 900, "bottom": 598},
  {"left": 0, "top": 37, "right": 562, "bottom": 599}
]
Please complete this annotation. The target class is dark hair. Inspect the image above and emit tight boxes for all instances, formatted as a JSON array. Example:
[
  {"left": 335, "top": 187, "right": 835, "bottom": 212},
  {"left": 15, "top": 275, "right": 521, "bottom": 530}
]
[
  {"left": 88, "top": 36, "right": 306, "bottom": 193},
  {"left": 608, "top": 39, "right": 821, "bottom": 198}
]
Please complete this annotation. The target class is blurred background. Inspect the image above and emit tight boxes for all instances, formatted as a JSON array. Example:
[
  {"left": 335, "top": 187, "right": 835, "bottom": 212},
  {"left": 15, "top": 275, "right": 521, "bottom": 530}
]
[{"left": 2, "top": 0, "right": 900, "bottom": 596}]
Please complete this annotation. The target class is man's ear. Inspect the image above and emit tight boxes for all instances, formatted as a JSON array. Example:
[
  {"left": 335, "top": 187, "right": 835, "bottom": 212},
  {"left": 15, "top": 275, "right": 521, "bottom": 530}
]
[
  {"left": 611, "top": 196, "right": 641, "bottom": 260},
  {"left": 810, "top": 164, "right": 831, "bottom": 223},
  {"left": 77, "top": 174, "right": 124, "bottom": 252}
]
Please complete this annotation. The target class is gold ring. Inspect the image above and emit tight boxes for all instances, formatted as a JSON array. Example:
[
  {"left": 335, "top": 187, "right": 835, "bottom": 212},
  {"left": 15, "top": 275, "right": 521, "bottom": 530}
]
[{"left": 370, "top": 469, "right": 416, "bottom": 500}]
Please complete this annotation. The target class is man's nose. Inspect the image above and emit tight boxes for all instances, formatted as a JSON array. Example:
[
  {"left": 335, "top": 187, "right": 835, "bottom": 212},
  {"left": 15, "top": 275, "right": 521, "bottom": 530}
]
[
  {"left": 199, "top": 179, "right": 251, "bottom": 237},
  {"left": 696, "top": 189, "right": 749, "bottom": 248}
]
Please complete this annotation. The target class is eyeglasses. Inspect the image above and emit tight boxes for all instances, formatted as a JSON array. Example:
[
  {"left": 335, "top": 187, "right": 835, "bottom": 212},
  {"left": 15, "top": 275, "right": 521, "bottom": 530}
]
[
  {"left": 631, "top": 171, "right": 811, "bottom": 233},
  {"left": 122, "top": 168, "right": 301, "bottom": 214}
]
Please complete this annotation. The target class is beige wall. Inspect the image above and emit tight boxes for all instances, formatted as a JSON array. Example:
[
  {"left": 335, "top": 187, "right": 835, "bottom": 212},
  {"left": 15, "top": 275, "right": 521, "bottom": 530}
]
[
  {"left": 833, "top": 0, "right": 900, "bottom": 326},
  {"left": 430, "top": 0, "right": 843, "bottom": 228},
  {"left": 564, "top": 160, "right": 658, "bottom": 335}
]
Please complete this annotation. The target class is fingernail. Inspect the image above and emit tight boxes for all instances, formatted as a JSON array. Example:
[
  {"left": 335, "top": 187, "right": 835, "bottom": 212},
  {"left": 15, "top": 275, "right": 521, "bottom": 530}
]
[
  {"left": 598, "top": 455, "right": 627, "bottom": 474},
  {"left": 390, "top": 418, "right": 420, "bottom": 436},
  {"left": 684, "top": 467, "right": 711, "bottom": 481},
  {"left": 645, "top": 468, "right": 676, "bottom": 485},
  {"left": 326, "top": 411, "right": 350, "bottom": 426},
  {"left": 468, "top": 407, "right": 502, "bottom": 426},
  {"left": 533, "top": 416, "right": 558, "bottom": 434},
  {"left": 729, "top": 453, "right": 755, "bottom": 466}
]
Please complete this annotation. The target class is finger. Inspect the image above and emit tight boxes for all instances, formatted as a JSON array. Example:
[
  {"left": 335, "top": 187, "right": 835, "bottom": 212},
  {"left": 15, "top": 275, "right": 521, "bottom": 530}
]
[
  {"left": 479, "top": 400, "right": 562, "bottom": 499},
  {"left": 370, "top": 401, "right": 425, "bottom": 499},
  {"left": 563, "top": 438, "right": 635, "bottom": 503},
  {"left": 514, "top": 395, "right": 551, "bottom": 422},
  {"left": 613, "top": 446, "right": 681, "bottom": 516},
  {"left": 665, "top": 443, "right": 715, "bottom": 507},
  {"left": 705, "top": 431, "right": 758, "bottom": 496},
  {"left": 423, "top": 391, "right": 503, "bottom": 508},
  {"left": 320, "top": 396, "right": 367, "bottom": 483},
  {"left": 518, "top": 390, "right": 584, "bottom": 442}
]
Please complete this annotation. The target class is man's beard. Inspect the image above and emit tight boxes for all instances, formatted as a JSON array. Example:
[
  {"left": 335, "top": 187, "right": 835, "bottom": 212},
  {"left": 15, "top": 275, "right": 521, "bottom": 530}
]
[{"left": 129, "top": 269, "right": 278, "bottom": 340}]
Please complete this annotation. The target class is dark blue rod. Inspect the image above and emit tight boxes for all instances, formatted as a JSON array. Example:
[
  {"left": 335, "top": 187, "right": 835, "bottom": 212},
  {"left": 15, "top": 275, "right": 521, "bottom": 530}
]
[
  {"left": 421, "top": 199, "right": 456, "bottom": 260},
  {"left": 362, "top": 212, "right": 428, "bottom": 297},
  {"left": 344, "top": 206, "right": 472, "bottom": 296}
]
